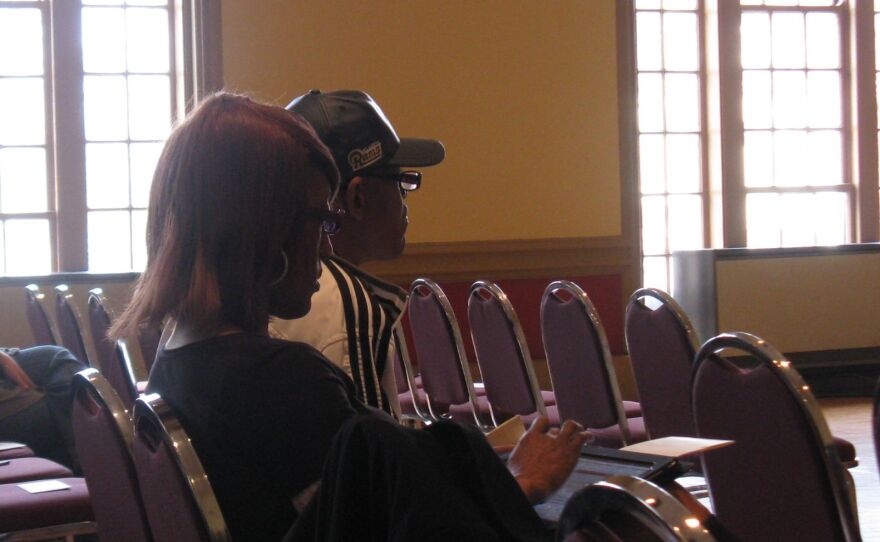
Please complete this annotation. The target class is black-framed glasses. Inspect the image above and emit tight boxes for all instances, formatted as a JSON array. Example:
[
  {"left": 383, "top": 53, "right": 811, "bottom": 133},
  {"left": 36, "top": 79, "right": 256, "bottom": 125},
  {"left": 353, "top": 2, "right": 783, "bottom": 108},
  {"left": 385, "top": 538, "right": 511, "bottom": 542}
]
[
  {"left": 369, "top": 170, "right": 422, "bottom": 193},
  {"left": 301, "top": 208, "right": 345, "bottom": 235}
]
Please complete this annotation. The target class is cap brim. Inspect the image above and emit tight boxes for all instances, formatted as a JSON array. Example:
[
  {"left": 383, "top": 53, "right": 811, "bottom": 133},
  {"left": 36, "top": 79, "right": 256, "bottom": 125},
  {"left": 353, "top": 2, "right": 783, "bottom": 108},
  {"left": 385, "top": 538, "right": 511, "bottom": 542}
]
[{"left": 386, "top": 138, "right": 446, "bottom": 168}]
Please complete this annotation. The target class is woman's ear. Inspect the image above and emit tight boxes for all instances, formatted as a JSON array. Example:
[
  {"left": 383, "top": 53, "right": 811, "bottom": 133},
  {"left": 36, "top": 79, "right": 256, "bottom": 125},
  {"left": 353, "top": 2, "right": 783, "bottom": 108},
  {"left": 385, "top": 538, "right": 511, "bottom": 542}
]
[{"left": 344, "top": 176, "right": 367, "bottom": 220}]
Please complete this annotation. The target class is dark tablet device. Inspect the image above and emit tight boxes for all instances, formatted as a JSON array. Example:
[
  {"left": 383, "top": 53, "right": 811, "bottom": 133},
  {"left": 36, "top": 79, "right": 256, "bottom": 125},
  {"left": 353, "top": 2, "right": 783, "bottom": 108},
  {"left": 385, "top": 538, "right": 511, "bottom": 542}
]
[{"left": 533, "top": 445, "right": 686, "bottom": 525}]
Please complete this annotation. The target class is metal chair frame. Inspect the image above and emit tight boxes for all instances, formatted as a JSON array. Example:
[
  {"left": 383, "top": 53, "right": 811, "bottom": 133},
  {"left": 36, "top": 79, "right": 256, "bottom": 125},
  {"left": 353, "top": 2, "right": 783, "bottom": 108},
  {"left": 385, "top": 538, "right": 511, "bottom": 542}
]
[
  {"left": 54, "top": 285, "right": 91, "bottom": 366},
  {"left": 694, "top": 332, "right": 860, "bottom": 542},
  {"left": 410, "top": 278, "right": 495, "bottom": 429},
  {"left": 468, "top": 280, "right": 547, "bottom": 418},
  {"left": 542, "top": 280, "right": 631, "bottom": 444},
  {"left": 87, "top": 288, "right": 140, "bottom": 403},
  {"left": 627, "top": 287, "right": 701, "bottom": 354},
  {"left": 391, "top": 326, "right": 432, "bottom": 425},
  {"left": 133, "top": 393, "right": 231, "bottom": 542}
]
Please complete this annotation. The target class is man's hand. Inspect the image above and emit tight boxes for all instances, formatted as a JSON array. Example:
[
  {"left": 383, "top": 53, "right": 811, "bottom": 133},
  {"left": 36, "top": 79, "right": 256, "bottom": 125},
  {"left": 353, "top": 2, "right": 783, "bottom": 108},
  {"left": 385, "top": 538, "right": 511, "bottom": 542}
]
[
  {"left": 0, "top": 351, "right": 36, "bottom": 390},
  {"left": 507, "top": 417, "right": 590, "bottom": 504}
]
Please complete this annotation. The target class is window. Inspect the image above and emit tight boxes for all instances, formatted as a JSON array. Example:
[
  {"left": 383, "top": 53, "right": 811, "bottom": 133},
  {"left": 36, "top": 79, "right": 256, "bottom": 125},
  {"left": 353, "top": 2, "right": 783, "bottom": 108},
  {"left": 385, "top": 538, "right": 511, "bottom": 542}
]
[
  {"left": 631, "top": 0, "right": 880, "bottom": 291},
  {"left": 0, "top": 0, "right": 218, "bottom": 276}
]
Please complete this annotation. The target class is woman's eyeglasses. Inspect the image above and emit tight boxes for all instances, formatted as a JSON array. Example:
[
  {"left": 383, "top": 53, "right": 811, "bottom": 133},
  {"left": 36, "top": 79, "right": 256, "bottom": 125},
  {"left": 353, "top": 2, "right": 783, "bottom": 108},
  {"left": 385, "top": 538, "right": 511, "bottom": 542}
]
[
  {"left": 301, "top": 208, "right": 345, "bottom": 235},
  {"left": 369, "top": 170, "right": 422, "bottom": 193}
]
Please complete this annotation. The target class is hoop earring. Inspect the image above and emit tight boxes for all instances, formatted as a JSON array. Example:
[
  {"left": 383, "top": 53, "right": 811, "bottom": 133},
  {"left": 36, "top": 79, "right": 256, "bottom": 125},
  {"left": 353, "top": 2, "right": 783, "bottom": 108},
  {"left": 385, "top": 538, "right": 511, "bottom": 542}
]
[{"left": 269, "top": 250, "right": 289, "bottom": 287}]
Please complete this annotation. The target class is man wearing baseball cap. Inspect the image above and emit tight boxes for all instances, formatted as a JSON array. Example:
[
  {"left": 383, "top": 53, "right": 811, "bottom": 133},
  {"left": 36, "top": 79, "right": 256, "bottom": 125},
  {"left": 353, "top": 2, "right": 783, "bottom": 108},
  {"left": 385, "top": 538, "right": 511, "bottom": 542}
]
[{"left": 270, "top": 90, "right": 444, "bottom": 416}]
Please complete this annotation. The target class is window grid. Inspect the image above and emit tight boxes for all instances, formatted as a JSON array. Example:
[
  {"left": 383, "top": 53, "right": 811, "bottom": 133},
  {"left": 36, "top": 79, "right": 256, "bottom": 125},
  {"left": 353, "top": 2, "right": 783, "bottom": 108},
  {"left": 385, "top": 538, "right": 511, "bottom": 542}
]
[{"left": 635, "top": 0, "right": 706, "bottom": 291}]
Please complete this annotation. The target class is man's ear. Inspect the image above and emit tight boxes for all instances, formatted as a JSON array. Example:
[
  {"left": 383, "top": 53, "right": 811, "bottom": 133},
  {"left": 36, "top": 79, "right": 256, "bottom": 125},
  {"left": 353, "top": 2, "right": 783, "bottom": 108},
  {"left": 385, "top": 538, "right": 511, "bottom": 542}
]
[{"left": 344, "top": 176, "right": 367, "bottom": 220}]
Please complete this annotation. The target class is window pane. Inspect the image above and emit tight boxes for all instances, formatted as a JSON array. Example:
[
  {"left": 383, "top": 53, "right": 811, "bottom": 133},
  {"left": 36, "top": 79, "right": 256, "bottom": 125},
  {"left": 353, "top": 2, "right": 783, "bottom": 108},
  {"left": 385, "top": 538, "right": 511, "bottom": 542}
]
[
  {"left": 84, "top": 75, "right": 128, "bottom": 141},
  {"left": 0, "top": 147, "right": 47, "bottom": 212},
  {"left": 642, "top": 256, "right": 668, "bottom": 291},
  {"left": 805, "top": 130, "right": 841, "bottom": 185},
  {"left": 806, "top": 71, "right": 840, "bottom": 128},
  {"left": 743, "top": 70, "right": 772, "bottom": 129},
  {"left": 805, "top": 12, "right": 839, "bottom": 69},
  {"left": 88, "top": 210, "right": 132, "bottom": 271},
  {"left": 774, "top": 130, "right": 807, "bottom": 186},
  {"left": 773, "top": 71, "right": 807, "bottom": 128},
  {"left": 814, "top": 191, "right": 847, "bottom": 245},
  {"left": 81, "top": 7, "right": 126, "bottom": 73},
  {"left": 637, "top": 12, "right": 662, "bottom": 71},
  {"left": 744, "top": 131, "right": 774, "bottom": 187},
  {"left": 83, "top": 0, "right": 124, "bottom": 5},
  {"left": 641, "top": 195, "right": 667, "bottom": 255},
  {"left": 0, "top": 78, "right": 45, "bottom": 145},
  {"left": 741, "top": 12, "right": 771, "bottom": 69},
  {"left": 0, "top": 8, "right": 43, "bottom": 76},
  {"left": 780, "top": 192, "right": 816, "bottom": 247},
  {"left": 665, "top": 134, "right": 700, "bottom": 193},
  {"left": 664, "top": 73, "right": 700, "bottom": 132},
  {"left": 128, "top": 0, "right": 169, "bottom": 6},
  {"left": 772, "top": 13, "right": 806, "bottom": 69},
  {"left": 662, "top": 0, "right": 697, "bottom": 9},
  {"left": 667, "top": 194, "right": 703, "bottom": 251},
  {"left": 127, "top": 75, "right": 171, "bottom": 140},
  {"left": 639, "top": 134, "right": 666, "bottom": 194},
  {"left": 663, "top": 12, "right": 698, "bottom": 71},
  {"left": 638, "top": 73, "right": 665, "bottom": 132},
  {"left": 130, "top": 142, "right": 161, "bottom": 207},
  {"left": 4, "top": 218, "right": 51, "bottom": 275},
  {"left": 746, "top": 193, "right": 781, "bottom": 248},
  {"left": 131, "top": 208, "right": 147, "bottom": 270},
  {"left": 127, "top": 8, "right": 169, "bottom": 73},
  {"left": 636, "top": 0, "right": 661, "bottom": 9},
  {"left": 86, "top": 142, "right": 130, "bottom": 209}
]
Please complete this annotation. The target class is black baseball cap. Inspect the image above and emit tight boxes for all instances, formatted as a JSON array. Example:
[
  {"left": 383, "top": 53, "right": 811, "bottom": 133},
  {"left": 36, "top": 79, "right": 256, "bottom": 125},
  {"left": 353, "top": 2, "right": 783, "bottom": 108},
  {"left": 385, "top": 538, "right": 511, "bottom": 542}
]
[{"left": 286, "top": 89, "right": 445, "bottom": 180}]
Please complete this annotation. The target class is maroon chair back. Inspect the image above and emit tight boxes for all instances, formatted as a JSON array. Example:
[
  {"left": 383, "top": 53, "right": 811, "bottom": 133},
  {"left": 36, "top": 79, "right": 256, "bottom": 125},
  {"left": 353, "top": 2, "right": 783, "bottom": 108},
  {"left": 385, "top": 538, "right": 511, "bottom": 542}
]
[
  {"left": 541, "top": 280, "right": 630, "bottom": 443},
  {"left": 72, "top": 368, "right": 152, "bottom": 542},
  {"left": 132, "top": 394, "right": 231, "bottom": 542},
  {"left": 468, "top": 280, "right": 546, "bottom": 420},
  {"left": 874, "top": 377, "right": 880, "bottom": 478},
  {"left": 24, "top": 284, "right": 57, "bottom": 346},
  {"left": 54, "top": 284, "right": 91, "bottom": 366},
  {"left": 625, "top": 288, "right": 698, "bottom": 439},
  {"left": 693, "top": 332, "right": 859, "bottom": 542},
  {"left": 409, "top": 278, "right": 492, "bottom": 428},
  {"left": 88, "top": 288, "right": 138, "bottom": 407},
  {"left": 138, "top": 323, "right": 163, "bottom": 373}
]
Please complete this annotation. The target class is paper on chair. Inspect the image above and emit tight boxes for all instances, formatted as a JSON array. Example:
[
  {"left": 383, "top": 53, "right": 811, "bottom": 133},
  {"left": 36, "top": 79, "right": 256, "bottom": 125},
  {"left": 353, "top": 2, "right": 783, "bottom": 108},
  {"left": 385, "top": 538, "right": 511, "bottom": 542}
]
[
  {"left": 0, "top": 442, "right": 26, "bottom": 452},
  {"left": 18, "top": 480, "right": 71, "bottom": 494},
  {"left": 620, "top": 436, "right": 733, "bottom": 457},
  {"left": 486, "top": 416, "right": 526, "bottom": 448}
]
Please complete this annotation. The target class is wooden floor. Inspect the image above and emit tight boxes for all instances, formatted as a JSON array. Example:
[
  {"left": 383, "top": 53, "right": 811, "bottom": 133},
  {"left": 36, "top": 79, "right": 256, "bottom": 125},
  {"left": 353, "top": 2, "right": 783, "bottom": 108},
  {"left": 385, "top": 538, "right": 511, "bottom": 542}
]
[{"left": 821, "top": 398, "right": 878, "bottom": 541}]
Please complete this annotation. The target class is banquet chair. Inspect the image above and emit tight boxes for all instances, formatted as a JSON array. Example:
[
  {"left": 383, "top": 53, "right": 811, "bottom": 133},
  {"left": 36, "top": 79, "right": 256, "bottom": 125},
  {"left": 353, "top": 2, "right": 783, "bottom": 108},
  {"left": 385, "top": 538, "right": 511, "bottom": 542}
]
[
  {"left": 0, "top": 477, "right": 95, "bottom": 542},
  {"left": 71, "top": 368, "right": 152, "bottom": 542},
  {"left": 557, "top": 475, "right": 722, "bottom": 542},
  {"left": 541, "top": 280, "right": 646, "bottom": 447},
  {"left": 0, "top": 442, "right": 35, "bottom": 460},
  {"left": 87, "top": 288, "right": 139, "bottom": 406},
  {"left": 132, "top": 393, "right": 231, "bottom": 542},
  {"left": 624, "top": 288, "right": 699, "bottom": 440},
  {"left": 467, "top": 280, "right": 558, "bottom": 425},
  {"left": 408, "top": 278, "right": 495, "bottom": 429},
  {"left": 692, "top": 332, "right": 861, "bottom": 542},
  {"left": 0, "top": 457, "right": 72, "bottom": 485},
  {"left": 391, "top": 327, "right": 431, "bottom": 425},
  {"left": 54, "top": 285, "right": 91, "bottom": 366},
  {"left": 24, "top": 284, "right": 57, "bottom": 346},
  {"left": 138, "top": 323, "right": 163, "bottom": 373}
]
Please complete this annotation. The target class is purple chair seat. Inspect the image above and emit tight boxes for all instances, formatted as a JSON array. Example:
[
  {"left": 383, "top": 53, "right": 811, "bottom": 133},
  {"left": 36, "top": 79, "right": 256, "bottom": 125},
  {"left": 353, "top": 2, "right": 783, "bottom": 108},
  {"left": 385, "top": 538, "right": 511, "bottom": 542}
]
[
  {"left": 0, "top": 477, "right": 93, "bottom": 532},
  {"left": 0, "top": 457, "right": 72, "bottom": 484},
  {"left": 448, "top": 394, "right": 496, "bottom": 426},
  {"left": 623, "top": 400, "right": 642, "bottom": 418},
  {"left": 398, "top": 387, "right": 428, "bottom": 417},
  {"left": 587, "top": 417, "right": 648, "bottom": 448},
  {"left": 0, "top": 443, "right": 35, "bottom": 460},
  {"left": 517, "top": 404, "right": 561, "bottom": 427}
]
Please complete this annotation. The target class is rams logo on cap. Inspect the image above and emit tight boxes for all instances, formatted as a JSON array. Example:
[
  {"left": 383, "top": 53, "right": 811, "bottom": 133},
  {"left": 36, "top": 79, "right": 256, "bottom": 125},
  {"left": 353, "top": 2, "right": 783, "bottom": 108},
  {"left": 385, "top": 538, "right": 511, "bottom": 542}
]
[{"left": 348, "top": 142, "right": 383, "bottom": 172}]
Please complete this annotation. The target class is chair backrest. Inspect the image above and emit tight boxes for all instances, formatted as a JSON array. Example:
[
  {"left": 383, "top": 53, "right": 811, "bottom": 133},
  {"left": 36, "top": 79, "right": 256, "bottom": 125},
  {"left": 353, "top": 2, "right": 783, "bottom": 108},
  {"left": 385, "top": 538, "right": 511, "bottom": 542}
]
[
  {"left": 138, "top": 323, "right": 163, "bottom": 373},
  {"left": 467, "top": 280, "right": 546, "bottom": 420},
  {"left": 693, "top": 332, "right": 860, "bottom": 542},
  {"left": 625, "top": 288, "right": 699, "bottom": 439},
  {"left": 558, "top": 475, "right": 719, "bottom": 542},
  {"left": 88, "top": 288, "right": 138, "bottom": 406},
  {"left": 132, "top": 393, "right": 231, "bottom": 542},
  {"left": 55, "top": 284, "right": 91, "bottom": 366},
  {"left": 874, "top": 377, "right": 880, "bottom": 477},
  {"left": 391, "top": 325, "right": 431, "bottom": 422},
  {"left": 24, "top": 283, "right": 57, "bottom": 346},
  {"left": 541, "top": 280, "right": 630, "bottom": 442},
  {"left": 408, "top": 278, "right": 493, "bottom": 428},
  {"left": 71, "top": 368, "right": 153, "bottom": 542}
]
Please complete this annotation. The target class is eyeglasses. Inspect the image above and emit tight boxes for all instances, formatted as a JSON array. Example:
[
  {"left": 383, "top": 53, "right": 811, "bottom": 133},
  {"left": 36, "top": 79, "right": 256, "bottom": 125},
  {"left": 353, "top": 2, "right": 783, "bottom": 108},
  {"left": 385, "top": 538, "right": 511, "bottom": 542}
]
[
  {"left": 301, "top": 208, "right": 345, "bottom": 235},
  {"left": 369, "top": 170, "right": 422, "bottom": 193}
]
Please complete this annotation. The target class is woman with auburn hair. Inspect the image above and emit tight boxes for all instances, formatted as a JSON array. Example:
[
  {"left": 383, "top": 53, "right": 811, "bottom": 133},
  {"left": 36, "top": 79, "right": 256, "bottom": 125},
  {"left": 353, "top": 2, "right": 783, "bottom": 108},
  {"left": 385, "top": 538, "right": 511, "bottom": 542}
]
[{"left": 113, "top": 92, "right": 587, "bottom": 542}]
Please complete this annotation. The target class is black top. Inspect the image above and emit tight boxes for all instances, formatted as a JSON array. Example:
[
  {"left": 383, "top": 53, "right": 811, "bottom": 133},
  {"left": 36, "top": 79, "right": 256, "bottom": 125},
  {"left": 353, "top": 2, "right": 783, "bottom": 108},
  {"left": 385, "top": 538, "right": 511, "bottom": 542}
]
[{"left": 147, "top": 333, "right": 368, "bottom": 542}]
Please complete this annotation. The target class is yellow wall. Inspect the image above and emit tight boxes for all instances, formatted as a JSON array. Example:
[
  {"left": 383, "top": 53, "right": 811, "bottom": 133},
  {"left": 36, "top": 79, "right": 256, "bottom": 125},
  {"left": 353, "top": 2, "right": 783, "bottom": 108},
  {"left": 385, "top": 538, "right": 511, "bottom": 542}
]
[{"left": 221, "top": 0, "right": 622, "bottom": 243}]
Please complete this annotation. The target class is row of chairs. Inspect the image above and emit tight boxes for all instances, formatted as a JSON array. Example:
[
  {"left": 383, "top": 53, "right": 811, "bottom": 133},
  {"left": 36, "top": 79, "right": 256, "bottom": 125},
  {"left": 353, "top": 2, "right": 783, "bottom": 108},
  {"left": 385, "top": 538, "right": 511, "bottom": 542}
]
[{"left": 23, "top": 284, "right": 161, "bottom": 406}]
